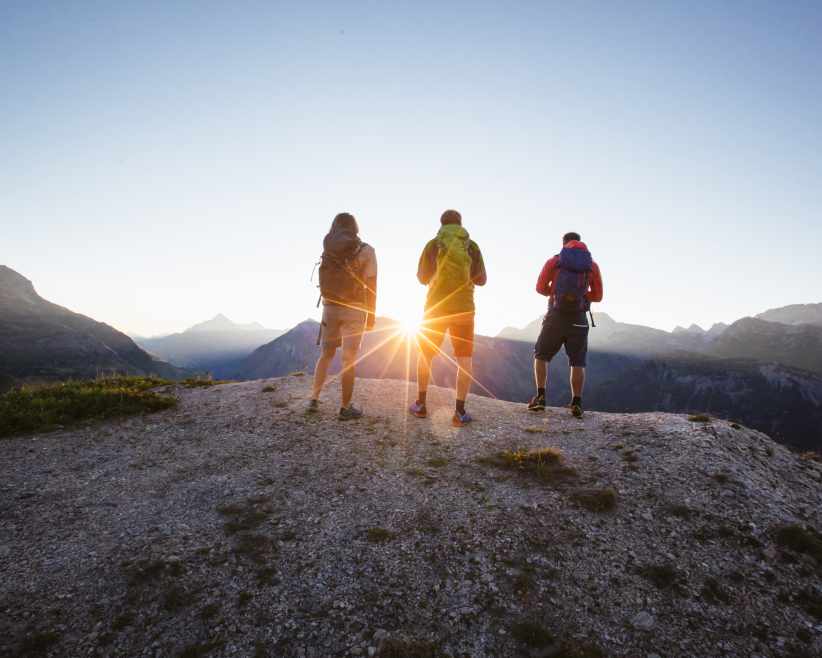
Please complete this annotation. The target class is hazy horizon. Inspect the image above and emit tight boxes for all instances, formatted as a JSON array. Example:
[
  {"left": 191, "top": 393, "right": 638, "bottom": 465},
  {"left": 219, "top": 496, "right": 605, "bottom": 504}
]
[{"left": 4, "top": 2, "right": 821, "bottom": 337}]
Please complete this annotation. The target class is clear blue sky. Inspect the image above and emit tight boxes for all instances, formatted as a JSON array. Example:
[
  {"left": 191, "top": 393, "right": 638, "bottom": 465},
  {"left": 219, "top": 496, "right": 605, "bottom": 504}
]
[{"left": 3, "top": 1, "right": 821, "bottom": 337}]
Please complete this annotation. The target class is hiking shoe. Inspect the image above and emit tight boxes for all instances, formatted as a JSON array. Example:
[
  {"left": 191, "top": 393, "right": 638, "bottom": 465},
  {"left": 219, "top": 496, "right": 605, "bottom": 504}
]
[
  {"left": 570, "top": 402, "right": 583, "bottom": 419},
  {"left": 338, "top": 404, "right": 363, "bottom": 421},
  {"left": 527, "top": 395, "right": 546, "bottom": 412},
  {"left": 409, "top": 401, "right": 427, "bottom": 418},
  {"left": 306, "top": 399, "right": 319, "bottom": 413},
  {"left": 452, "top": 410, "right": 473, "bottom": 427}
]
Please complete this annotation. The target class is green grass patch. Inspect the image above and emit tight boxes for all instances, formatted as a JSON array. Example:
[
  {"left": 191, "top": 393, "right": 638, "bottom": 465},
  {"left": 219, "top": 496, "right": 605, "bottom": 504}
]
[
  {"left": 570, "top": 487, "right": 618, "bottom": 512},
  {"left": 426, "top": 457, "right": 449, "bottom": 468},
  {"left": 0, "top": 377, "right": 176, "bottom": 438}
]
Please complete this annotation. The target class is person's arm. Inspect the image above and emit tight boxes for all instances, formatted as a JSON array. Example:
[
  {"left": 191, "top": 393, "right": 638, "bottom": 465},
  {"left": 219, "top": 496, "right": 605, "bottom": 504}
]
[
  {"left": 536, "top": 257, "right": 557, "bottom": 297},
  {"left": 469, "top": 242, "right": 487, "bottom": 286},
  {"left": 586, "top": 261, "right": 603, "bottom": 303},
  {"left": 365, "top": 275, "right": 377, "bottom": 329},
  {"left": 417, "top": 241, "right": 437, "bottom": 285},
  {"left": 363, "top": 246, "right": 378, "bottom": 329}
]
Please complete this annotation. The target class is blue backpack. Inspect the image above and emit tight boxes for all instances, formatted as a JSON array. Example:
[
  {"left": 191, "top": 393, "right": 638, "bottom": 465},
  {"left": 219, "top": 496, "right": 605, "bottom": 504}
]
[{"left": 552, "top": 247, "right": 593, "bottom": 314}]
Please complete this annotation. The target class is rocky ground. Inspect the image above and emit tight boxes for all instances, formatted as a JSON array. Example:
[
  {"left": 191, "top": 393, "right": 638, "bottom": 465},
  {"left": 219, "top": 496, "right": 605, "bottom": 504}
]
[{"left": 1, "top": 376, "right": 821, "bottom": 658}]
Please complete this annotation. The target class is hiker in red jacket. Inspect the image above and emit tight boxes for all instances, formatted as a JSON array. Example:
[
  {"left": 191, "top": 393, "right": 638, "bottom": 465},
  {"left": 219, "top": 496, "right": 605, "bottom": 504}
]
[{"left": 528, "top": 232, "right": 603, "bottom": 418}]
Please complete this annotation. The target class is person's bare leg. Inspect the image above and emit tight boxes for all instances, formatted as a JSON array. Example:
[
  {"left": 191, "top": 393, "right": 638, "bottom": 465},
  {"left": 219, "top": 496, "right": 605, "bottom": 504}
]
[
  {"left": 311, "top": 345, "right": 337, "bottom": 400},
  {"left": 455, "top": 356, "right": 472, "bottom": 402},
  {"left": 534, "top": 358, "right": 548, "bottom": 391},
  {"left": 416, "top": 351, "right": 432, "bottom": 399},
  {"left": 340, "top": 339, "right": 359, "bottom": 408},
  {"left": 570, "top": 366, "right": 585, "bottom": 398}
]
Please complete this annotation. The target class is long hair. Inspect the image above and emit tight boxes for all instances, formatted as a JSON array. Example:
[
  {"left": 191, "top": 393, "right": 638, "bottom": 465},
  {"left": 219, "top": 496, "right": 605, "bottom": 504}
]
[{"left": 330, "top": 212, "right": 359, "bottom": 235}]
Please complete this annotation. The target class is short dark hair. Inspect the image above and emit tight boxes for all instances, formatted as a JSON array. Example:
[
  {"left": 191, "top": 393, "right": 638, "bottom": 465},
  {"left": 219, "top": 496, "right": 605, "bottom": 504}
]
[
  {"left": 563, "top": 231, "right": 581, "bottom": 244},
  {"left": 440, "top": 209, "right": 462, "bottom": 225},
  {"left": 331, "top": 212, "right": 359, "bottom": 234}
]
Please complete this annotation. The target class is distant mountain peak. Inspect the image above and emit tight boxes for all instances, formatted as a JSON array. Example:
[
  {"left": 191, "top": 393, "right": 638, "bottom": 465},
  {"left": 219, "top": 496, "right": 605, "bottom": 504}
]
[
  {"left": 756, "top": 303, "right": 822, "bottom": 327},
  {"left": 673, "top": 324, "right": 705, "bottom": 335},
  {"left": 184, "top": 314, "right": 272, "bottom": 334},
  {"left": 0, "top": 265, "right": 40, "bottom": 303}
]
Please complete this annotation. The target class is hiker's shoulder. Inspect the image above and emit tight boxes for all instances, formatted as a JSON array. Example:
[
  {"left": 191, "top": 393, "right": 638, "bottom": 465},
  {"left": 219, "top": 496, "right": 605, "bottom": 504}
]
[{"left": 357, "top": 242, "right": 377, "bottom": 265}]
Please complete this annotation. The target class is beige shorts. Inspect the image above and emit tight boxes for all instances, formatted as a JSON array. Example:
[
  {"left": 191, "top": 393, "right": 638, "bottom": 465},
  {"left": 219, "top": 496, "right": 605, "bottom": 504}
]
[{"left": 321, "top": 304, "right": 366, "bottom": 349}]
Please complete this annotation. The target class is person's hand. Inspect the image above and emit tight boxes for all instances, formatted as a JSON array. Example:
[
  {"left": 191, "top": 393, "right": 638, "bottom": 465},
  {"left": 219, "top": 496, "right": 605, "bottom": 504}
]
[{"left": 365, "top": 313, "right": 375, "bottom": 331}]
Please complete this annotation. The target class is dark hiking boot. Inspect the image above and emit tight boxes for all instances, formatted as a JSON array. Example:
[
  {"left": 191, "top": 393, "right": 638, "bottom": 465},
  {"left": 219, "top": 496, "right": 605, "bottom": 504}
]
[
  {"left": 307, "top": 399, "right": 319, "bottom": 413},
  {"left": 527, "top": 394, "right": 546, "bottom": 412},
  {"left": 339, "top": 404, "right": 363, "bottom": 421},
  {"left": 570, "top": 402, "right": 583, "bottom": 419}
]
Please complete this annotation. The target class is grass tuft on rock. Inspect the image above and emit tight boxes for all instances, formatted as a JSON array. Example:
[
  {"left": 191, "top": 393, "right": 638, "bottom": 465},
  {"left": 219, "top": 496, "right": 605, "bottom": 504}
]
[
  {"left": 701, "top": 577, "right": 732, "bottom": 605},
  {"left": 366, "top": 527, "right": 396, "bottom": 543},
  {"left": 640, "top": 563, "right": 685, "bottom": 590},
  {"left": 19, "top": 631, "right": 61, "bottom": 655},
  {"left": 553, "top": 641, "right": 606, "bottom": 658},
  {"left": 376, "top": 638, "right": 445, "bottom": 658},
  {"left": 0, "top": 377, "right": 176, "bottom": 438},
  {"left": 773, "top": 524, "right": 822, "bottom": 564},
  {"left": 478, "top": 448, "right": 577, "bottom": 483},
  {"left": 570, "top": 487, "right": 618, "bottom": 512},
  {"left": 181, "top": 377, "right": 232, "bottom": 388},
  {"left": 688, "top": 414, "right": 711, "bottom": 423},
  {"left": 510, "top": 620, "right": 554, "bottom": 648}
]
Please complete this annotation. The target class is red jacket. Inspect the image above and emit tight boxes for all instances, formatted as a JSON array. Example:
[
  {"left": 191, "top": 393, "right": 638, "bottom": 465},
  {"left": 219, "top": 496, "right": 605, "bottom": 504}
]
[{"left": 536, "top": 240, "right": 603, "bottom": 304}]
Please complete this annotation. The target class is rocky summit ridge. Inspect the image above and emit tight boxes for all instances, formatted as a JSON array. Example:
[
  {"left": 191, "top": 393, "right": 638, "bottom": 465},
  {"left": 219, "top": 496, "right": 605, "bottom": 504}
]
[{"left": 1, "top": 377, "right": 821, "bottom": 658}]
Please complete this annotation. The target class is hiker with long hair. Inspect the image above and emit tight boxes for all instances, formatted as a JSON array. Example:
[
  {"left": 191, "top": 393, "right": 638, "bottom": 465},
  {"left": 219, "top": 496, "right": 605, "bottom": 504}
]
[
  {"left": 308, "top": 213, "right": 378, "bottom": 420},
  {"left": 409, "top": 209, "right": 487, "bottom": 427}
]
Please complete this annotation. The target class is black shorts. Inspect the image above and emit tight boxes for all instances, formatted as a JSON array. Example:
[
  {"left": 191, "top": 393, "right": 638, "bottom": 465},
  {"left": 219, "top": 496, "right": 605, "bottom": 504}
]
[{"left": 534, "top": 312, "right": 589, "bottom": 367}]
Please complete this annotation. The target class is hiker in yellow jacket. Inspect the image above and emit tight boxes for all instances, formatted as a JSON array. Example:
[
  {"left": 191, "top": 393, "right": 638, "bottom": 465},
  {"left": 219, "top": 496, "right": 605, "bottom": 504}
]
[{"left": 409, "top": 210, "right": 487, "bottom": 427}]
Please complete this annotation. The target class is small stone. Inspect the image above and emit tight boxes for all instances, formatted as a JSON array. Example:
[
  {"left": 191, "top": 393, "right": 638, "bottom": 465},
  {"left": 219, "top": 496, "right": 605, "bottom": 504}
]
[{"left": 631, "top": 611, "right": 656, "bottom": 631}]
